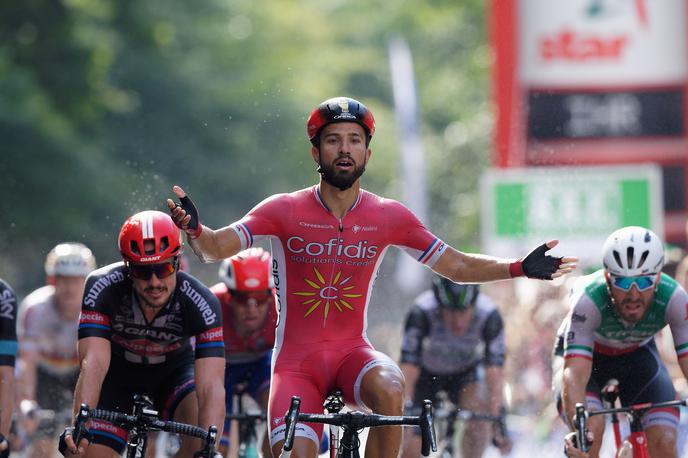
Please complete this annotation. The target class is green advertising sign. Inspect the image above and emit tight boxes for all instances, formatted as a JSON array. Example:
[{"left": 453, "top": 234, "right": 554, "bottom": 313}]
[{"left": 481, "top": 165, "right": 663, "bottom": 263}]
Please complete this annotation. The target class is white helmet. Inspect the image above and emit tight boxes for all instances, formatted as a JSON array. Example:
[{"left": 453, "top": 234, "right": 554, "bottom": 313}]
[
  {"left": 602, "top": 226, "right": 664, "bottom": 277},
  {"left": 45, "top": 242, "right": 97, "bottom": 277}
]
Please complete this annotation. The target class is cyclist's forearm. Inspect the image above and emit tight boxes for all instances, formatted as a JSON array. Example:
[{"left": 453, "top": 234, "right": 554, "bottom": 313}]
[
  {"left": 186, "top": 225, "right": 241, "bottom": 263},
  {"left": 72, "top": 359, "right": 108, "bottom": 417},
  {"left": 16, "top": 350, "right": 38, "bottom": 401},
  {"left": 562, "top": 363, "right": 589, "bottom": 429},
  {"left": 197, "top": 381, "right": 225, "bottom": 434},
  {"left": 73, "top": 338, "right": 110, "bottom": 416},
  {"left": 485, "top": 366, "right": 504, "bottom": 416},
  {"left": 432, "top": 247, "right": 511, "bottom": 283},
  {"left": 195, "top": 356, "right": 226, "bottom": 434},
  {"left": 0, "top": 366, "right": 14, "bottom": 436}
]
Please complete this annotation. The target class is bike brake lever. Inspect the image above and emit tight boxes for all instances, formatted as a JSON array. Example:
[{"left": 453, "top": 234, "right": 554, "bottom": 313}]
[
  {"left": 73, "top": 404, "right": 90, "bottom": 443},
  {"left": 419, "top": 400, "right": 437, "bottom": 456},
  {"left": 574, "top": 403, "right": 589, "bottom": 453},
  {"left": 282, "top": 396, "right": 301, "bottom": 452}
]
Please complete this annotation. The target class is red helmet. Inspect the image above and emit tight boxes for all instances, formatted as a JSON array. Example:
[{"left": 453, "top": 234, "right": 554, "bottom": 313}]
[
  {"left": 306, "top": 97, "right": 375, "bottom": 144},
  {"left": 219, "top": 247, "right": 273, "bottom": 291},
  {"left": 118, "top": 210, "right": 182, "bottom": 264}
]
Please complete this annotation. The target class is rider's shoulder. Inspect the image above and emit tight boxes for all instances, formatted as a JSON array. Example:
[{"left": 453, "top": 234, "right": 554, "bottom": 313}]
[
  {"left": 175, "top": 271, "right": 219, "bottom": 301},
  {"left": 571, "top": 270, "right": 605, "bottom": 300},
  {"left": 263, "top": 189, "right": 309, "bottom": 204},
  {"left": 176, "top": 270, "right": 208, "bottom": 288},
  {"left": 0, "top": 279, "right": 15, "bottom": 296},
  {"left": 85, "top": 262, "right": 128, "bottom": 283},
  {"left": 81, "top": 262, "right": 129, "bottom": 298},
  {"left": 20, "top": 284, "right": 55, "bottom": 309},
  {"left": 364, "top": 190, "right": 402, "bottom": 209}
]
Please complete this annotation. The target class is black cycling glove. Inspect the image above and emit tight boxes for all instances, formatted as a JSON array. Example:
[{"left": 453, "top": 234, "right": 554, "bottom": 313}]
[
  {"left": 58, "top": 426, "right": 93, "bottom": 457},
  {"left": 509, "top": 243, "right": 562, "bottom": 280},
  {"left": 171, "top": 193, "right": 203, "bottom": 238}
]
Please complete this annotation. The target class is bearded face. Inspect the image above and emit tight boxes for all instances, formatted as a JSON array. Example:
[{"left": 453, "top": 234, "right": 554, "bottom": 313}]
[
  {"left": 319, "top": 157, "right": 366, "bottom": 191},
  {"left": 315, "top": 123, "right": 370, "bottom": 190}
]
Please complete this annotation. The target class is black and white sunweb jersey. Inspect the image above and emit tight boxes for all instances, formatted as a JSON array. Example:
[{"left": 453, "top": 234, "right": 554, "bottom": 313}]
[
  {"left": 400, "top": 289, "right": 505, "bottom": 374},
  {"left": 78, "top": 262, "right": 224, "bottom": 364},
  {"left": 0, "top": 278, "right": 18, "bottom": 367}
]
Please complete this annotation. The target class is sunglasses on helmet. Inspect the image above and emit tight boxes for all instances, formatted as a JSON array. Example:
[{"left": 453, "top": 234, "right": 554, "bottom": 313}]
[
  {"left": 128, "top": 258, "right": 178, "bottom": 280},
  {"left": 609, "top": 274, "right": 657, "bottom": 292}
]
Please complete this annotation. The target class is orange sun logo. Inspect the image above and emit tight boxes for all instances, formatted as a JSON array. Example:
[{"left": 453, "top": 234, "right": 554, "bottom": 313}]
[{"left": 293, "top": 267, "right": 363, "bottom": 323}]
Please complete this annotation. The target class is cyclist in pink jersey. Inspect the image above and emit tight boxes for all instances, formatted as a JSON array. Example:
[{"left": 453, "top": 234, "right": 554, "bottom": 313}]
[
  {"left": 211, "top": 247, "right": 277, "bottom": 457},
  {"left": 168, "top": 96, "right": 578, "bottom": 458}
]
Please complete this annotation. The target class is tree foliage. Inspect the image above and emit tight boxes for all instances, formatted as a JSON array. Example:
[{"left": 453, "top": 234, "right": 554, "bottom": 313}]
[{"left": 0, "top": 0, "right": 490, "bottom": 294}]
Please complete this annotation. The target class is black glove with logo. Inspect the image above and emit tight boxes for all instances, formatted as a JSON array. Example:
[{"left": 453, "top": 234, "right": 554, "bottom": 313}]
[
  {"left": 509, "top": 243, "right": 562, "bottom": 280},
  {"left": 170, "top": 193, "right": 203, "bottom": 239}
]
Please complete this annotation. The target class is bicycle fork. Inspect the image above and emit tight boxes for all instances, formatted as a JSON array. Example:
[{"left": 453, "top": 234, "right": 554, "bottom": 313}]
[
  {"left": 127, "top": 395, "right": 152, "bottom": 458},
  {"left": 619, "top": 415, "right": 649, "bottom": 458},
  {"left": 324, "top": 391, "right": 344, "bottom": 458},
  {"left": 127, "top": 430, "right": 148, "bottom": 458}
]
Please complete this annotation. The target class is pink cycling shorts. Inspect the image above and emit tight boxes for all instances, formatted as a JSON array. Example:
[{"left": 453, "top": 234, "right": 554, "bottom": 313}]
[{"left": 268, "top": 338, "right": 398, "bottom": 447}]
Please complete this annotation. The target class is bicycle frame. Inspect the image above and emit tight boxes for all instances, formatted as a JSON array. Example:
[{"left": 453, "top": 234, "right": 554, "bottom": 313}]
[
  {"left": 407, "top": 400, "right": 506, "bottom": 458},
  {"left": 324, "top": 391, "right": 345, "bottom": 458},
  {"left": 226, "top": 387, "right": 266, "bottom": 458},
  {"left": 280, "top": 395, "right": 437, "bottom": 458},
  {"left": 575, "top": 397, "right": 688, "bottom": 458}
]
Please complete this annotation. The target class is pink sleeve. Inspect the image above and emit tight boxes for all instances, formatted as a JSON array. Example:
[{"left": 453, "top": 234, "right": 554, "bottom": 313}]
[
  {"left": 384, "top": 199, "right": 446, "bottom": 267},
  {"left": 230, "top": 194, "right": 287, "bottom": 249}
]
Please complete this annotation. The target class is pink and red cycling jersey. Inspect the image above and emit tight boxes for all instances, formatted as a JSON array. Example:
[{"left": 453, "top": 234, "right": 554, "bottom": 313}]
[
  {"left": 230, "top": 185, "right": 446, "bottom": 443},
  {"left": 210, "top": 282, "right": 277, "bottom": 364},
  {"left": 231, "top": 185, "right": 445, "bottom": 348}
]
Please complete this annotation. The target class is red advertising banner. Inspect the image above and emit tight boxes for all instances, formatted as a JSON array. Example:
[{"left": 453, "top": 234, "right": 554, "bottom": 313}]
[{"left": 490, "top": 0, "right": 688, "bottom": 242}]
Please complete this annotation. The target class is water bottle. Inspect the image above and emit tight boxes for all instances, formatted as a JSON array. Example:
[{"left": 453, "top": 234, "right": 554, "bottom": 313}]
[{"left": 238, "top": 438, "right": 258, "bottom": 458}]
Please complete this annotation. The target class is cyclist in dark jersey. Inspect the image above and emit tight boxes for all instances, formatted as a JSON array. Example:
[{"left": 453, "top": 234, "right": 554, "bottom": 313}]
[
  {"left": 555, "top": 226, "right": 688, "bottom": 458},
  {"left": 400, "top": 277, "right": 511, "bottom": 458},
  {"left": 60, "top": 211, "right": 225, "bottom": 458},
  {"left": 0, "top": 278, "right": 17, "bottom": 458},
  {"left": 167, "top": 97, "right": 577, "bottom": 458}
]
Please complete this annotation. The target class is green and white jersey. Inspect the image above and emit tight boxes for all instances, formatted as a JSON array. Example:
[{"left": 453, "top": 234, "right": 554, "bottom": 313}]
[{"left": 561, "top": 270, "right": 688, "bottom": 360}]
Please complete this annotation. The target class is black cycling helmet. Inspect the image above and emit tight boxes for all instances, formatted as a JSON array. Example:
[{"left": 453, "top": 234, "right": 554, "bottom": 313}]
[
  {"left": 432, "top": 276, "right": 479, "bottom": 311},
  {"left": 306, "top": 97, "right": 376, "bottom": 145}
]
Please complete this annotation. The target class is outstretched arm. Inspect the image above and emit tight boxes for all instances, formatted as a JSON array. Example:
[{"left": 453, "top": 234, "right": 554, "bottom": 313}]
[
  {"left": 431, "top": 240, "right": 577, "bottom": 283},
  {"left": 167, "top": 185, "right": 242, "bottom": 262}
]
